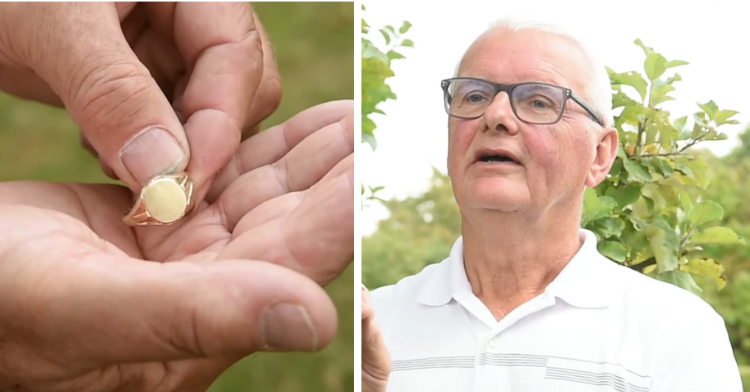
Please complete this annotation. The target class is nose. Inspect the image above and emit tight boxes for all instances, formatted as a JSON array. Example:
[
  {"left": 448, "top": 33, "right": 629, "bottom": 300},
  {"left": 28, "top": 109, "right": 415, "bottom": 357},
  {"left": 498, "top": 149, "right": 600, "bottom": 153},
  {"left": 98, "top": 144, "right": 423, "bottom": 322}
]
[{"left": 482, "top": 91, "right": 520, "bottom": 135}]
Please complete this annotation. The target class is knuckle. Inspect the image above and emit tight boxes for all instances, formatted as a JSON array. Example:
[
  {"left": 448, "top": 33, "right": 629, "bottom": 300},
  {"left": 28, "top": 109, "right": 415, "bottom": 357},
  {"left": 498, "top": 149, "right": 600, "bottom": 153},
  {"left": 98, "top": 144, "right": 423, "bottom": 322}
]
[{"left": 67, "top": 52, "right": 153, "bottom": 133}]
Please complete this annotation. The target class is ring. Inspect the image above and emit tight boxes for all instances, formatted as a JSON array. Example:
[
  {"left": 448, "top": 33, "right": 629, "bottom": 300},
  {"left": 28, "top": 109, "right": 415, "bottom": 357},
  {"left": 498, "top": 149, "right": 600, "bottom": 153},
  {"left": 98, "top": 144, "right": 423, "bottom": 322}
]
[{"left": 122, "top": 173, "right": 194, "bottom": 226}]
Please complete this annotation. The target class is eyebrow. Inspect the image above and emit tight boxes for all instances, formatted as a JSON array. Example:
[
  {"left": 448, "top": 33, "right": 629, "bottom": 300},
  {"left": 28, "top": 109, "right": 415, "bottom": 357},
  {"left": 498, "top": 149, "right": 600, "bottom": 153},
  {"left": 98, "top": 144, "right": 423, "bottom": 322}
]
[{"left": 458, "top": 74, "right": 570, "bottom": 89}]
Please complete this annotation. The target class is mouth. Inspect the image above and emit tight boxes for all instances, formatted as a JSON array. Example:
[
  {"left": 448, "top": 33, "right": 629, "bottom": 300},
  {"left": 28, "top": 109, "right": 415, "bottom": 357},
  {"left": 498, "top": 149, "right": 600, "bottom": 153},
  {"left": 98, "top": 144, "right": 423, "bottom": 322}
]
[{"left": 474, "top": 149, "right": 520, "bottom": 165}]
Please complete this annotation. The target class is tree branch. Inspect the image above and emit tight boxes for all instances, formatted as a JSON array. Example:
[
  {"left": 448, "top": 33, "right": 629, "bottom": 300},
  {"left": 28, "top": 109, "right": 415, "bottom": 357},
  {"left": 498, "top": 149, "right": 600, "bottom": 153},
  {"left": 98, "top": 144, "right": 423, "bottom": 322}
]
[{"left": 629, "top": 257, "right": 656, "bottom": 272}]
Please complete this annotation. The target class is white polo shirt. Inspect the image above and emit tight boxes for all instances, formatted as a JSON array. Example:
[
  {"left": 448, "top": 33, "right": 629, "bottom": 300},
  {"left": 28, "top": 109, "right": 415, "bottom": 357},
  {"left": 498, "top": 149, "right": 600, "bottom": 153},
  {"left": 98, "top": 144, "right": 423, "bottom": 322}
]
[{"left": 370, "top": 229, "right": 742, "bottom": 392}]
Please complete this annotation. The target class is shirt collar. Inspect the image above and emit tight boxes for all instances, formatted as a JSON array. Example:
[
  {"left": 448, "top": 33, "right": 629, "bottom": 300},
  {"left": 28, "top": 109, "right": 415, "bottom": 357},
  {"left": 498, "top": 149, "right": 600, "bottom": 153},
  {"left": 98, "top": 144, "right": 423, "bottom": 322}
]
[{"left": 416, "top": 229, "right": 616, "bottom": 309}]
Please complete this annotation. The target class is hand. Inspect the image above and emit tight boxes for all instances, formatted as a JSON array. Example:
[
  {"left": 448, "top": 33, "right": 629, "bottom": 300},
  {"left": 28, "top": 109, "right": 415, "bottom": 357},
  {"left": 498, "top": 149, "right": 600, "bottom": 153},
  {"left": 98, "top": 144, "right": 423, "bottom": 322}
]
[
  {"left": 0, "top": 101, "right": 353, "bottom": 392},
  {"left": 0, "top": 2, "right": 280, "bottom": 203},
  {"left": 362, "top": 284, "right": 391, "bottom": 392}
]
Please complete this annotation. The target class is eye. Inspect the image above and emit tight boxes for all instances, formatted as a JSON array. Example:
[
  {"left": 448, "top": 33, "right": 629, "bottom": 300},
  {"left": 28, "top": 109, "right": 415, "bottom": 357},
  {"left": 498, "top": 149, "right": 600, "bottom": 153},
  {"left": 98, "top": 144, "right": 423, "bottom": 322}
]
[
  {"left": 466, "top": 93, "right": 485, "bottom": 103},
  {"left": 532, "top": 100, "right": 547, "bottom": 108}
]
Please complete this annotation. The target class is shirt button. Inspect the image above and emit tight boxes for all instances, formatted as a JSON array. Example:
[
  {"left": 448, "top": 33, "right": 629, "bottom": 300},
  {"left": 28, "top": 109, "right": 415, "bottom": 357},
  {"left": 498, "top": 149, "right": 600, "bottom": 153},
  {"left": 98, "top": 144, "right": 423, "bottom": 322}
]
[{"left": 488, "top": 336, "right": 501, "bottom": 349}]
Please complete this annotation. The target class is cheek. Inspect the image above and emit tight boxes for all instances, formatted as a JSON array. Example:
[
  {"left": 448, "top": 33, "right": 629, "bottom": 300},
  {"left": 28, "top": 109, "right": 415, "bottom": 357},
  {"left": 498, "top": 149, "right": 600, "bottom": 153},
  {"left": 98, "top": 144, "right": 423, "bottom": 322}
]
[
  {"left": 447, "top": 120, "right": 477, "bottom": 174},
  {"left": 524, "top": 130, "right": 561, "bottom": 174},
  {"left": 523, "top": 127, "right": 588, "bottom": 189},
  {"left": 527, "top": 129, "right": 594, "bottom": 188}
]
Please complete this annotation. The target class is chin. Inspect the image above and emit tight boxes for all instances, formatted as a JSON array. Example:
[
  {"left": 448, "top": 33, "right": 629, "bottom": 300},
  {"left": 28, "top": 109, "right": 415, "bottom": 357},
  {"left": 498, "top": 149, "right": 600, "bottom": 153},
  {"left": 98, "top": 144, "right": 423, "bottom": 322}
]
[{"left": 459, "top": 181, "right": 530, "bottom": 212}]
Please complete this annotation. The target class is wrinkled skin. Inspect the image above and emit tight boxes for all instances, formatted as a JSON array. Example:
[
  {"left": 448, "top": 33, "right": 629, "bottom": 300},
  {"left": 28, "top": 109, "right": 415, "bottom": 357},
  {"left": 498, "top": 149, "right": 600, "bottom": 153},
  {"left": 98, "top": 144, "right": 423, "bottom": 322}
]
[
  {"left": 0, "top": 2, "right": 281, "bottom": 200},
  {"left": 0, "top": 101, "right": 354, "bottom": 392}
]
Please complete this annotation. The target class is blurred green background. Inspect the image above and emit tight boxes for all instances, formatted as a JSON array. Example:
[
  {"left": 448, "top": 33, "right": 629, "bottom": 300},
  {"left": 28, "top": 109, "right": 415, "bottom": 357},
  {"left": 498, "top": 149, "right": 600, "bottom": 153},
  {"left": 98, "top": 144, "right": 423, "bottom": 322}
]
[{"left": 0, "top": 2, "right": 354, "bottom": 392}]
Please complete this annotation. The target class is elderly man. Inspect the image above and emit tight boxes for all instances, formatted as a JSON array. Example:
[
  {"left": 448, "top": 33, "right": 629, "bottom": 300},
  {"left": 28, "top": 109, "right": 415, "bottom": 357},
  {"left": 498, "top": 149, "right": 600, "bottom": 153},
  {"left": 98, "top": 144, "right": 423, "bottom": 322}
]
[{"left": 361, "top": 18, "right": 742, "bottom": 392}]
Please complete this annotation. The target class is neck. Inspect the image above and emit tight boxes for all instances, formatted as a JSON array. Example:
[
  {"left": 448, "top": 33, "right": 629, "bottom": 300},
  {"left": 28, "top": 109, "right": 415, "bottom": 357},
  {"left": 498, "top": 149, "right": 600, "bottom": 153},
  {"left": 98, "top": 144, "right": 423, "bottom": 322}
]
[{"left": 460, "top": 202, "right": 583, "bottom": 320}]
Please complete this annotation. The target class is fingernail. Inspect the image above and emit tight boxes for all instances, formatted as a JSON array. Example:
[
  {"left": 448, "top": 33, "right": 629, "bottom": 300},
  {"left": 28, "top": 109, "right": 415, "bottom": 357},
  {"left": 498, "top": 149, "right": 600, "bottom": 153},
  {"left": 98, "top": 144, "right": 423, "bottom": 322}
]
[
  {"left": 120, "top": 127, "right": 187, "bottom": 185},
  {"left": 261, "top": 303, "right": 318, "bottom": 351}
]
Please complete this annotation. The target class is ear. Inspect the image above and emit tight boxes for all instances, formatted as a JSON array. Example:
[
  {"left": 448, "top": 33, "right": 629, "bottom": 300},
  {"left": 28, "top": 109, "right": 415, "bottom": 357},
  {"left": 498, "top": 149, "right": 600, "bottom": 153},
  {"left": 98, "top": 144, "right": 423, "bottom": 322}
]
[{"left": 585, "top": 127, "right": 619, "bottom": 187}]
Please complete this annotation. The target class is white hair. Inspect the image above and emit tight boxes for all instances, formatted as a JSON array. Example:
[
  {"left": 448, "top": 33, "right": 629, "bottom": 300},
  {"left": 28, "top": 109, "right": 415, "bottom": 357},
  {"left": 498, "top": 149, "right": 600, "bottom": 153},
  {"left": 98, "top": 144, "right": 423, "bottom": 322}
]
[{"left": 453, "top": 16, "right": 613, "bottom": 128}]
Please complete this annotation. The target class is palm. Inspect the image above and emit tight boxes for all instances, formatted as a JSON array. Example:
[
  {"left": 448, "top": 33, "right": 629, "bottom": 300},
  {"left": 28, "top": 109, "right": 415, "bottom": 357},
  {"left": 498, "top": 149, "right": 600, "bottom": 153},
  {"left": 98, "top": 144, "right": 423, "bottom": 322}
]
[{"left": 0, "top": 101, "right": 353, "bottom": 392}]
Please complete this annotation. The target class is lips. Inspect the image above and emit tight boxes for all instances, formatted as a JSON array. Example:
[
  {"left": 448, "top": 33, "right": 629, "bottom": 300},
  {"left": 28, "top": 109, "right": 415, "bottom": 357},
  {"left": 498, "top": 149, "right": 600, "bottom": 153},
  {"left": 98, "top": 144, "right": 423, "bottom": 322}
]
[{"left": 474, "top": 148, "right": 521, "bottom": 164}]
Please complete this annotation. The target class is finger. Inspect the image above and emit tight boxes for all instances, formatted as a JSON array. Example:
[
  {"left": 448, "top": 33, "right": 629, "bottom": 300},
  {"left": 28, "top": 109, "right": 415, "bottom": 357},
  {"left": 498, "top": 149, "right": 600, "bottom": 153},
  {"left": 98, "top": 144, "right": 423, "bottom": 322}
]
[
  {"left": 129, "top": 3, "right": 185, "bottom": 98},
  {"left": 361, "top": 285, "right": 391, "bottom": 384},
  {"left": 216, "top": 111, "right": 353, "bottom": 230},
  {"left": 242, "top": 11, "right": 282, "bottom": 139},
  {"left": 171, "top": 2, "right": 267, "bottom": 201},
  {"left": 140, "top": 357, "right": 236, "bottom": 392},
  {"left": 362, "top": 285, "right": 373, "bottom": 321},
  {"left": 30, "top": 2, "right": 189, "bottom": 191},
  {"left": 0, "top": 67, "right": 63, "bottom": 106},
  {"left": 220, "top": 162, "right": 354, "bottom": 286},
  {"left": 220, "top": 154, "right": 353, "bottom": 234},
  {"left": 13, "top": 256, "right": 338, "bottom": 368},
  {"left": 207, "top": 100, "right": 354, "bottom": 202}
]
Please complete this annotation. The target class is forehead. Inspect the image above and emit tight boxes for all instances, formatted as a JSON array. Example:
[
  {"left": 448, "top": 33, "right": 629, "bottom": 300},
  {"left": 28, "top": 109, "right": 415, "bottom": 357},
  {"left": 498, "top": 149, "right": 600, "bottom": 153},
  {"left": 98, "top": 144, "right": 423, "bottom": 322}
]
[{"left": 457, "top": 28, "right": 590, "bottom": 94}]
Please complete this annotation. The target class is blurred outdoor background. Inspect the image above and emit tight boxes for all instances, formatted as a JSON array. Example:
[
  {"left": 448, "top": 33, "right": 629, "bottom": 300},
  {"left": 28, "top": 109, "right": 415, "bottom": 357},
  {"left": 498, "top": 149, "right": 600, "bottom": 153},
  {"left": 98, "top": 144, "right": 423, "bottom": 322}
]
[
  {"left": 362, "top": 1, "right": 750, "bottom": 389},
  {"left": 0, "top": 2, "right": 354, "bottom": 392}
]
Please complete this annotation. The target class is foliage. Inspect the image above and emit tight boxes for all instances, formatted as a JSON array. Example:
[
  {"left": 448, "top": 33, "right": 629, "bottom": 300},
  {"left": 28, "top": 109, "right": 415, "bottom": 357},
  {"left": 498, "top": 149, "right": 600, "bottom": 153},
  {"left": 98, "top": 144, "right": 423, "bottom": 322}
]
[
  {"left": 361, "top": 4, "right": 412, "bottom": 151},
  {"left": 583, "top": 39, "right": 743, "bottom": 296},
  {"left": 361, "top": 5, "right": 412, "bottom": 207},
  {"left": 688, "top": 125, "right": 750, "bottom": 368},
  {"left": 0, "top": 3, "right": 354, "bottom": 391},
  {"left": 362, "top": 169, "right": 460, "bottom": 288}
]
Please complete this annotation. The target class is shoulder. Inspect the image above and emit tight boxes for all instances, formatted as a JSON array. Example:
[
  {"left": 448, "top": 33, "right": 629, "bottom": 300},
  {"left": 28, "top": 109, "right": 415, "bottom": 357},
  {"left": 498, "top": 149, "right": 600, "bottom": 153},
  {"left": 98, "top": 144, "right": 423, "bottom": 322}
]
[
  {"left": 370, "top": 259, "right": 448, "bottom": 322},
  {"left": 603, "top": 258, "right": 723, "bottom": 323},
  {"left": 593, "top": 256, "right": 740, "bottom": 388},
  {"left": 369, "top": 261, "right": 442, "bottom": 314}
]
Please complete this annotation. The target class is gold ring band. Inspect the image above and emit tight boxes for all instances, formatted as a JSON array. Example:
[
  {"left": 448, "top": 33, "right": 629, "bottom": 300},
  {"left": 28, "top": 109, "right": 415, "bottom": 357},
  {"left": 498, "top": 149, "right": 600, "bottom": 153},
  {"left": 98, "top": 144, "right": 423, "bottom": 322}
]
[{"left": 122, "top": 173, "right": 194, "bottom": 226}]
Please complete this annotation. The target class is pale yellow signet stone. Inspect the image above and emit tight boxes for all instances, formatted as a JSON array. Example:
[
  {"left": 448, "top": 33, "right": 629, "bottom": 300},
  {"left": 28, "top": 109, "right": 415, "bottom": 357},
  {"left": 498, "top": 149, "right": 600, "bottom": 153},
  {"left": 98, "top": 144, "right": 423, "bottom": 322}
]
[{"left": 142, "top": 178, "right": 188, "bottom": 223}]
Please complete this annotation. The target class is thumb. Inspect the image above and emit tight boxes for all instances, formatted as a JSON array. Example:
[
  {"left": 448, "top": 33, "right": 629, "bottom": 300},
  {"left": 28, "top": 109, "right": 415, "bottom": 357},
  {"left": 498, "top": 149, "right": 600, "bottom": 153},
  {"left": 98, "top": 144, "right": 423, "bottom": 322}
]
[
  {"left": 30, "top": 3, "right": 188, "bottom": 190},
  {"left": 362, "top": 285, "right": 391, "bottom": 384},
  {"left": 44, "top": 258, "right": 338, "bottom": 368}
]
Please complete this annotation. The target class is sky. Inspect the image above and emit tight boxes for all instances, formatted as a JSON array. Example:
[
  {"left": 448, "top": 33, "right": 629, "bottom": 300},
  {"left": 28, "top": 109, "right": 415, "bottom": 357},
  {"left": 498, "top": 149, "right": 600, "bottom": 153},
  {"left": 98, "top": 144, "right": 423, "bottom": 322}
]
[{"left": 360, "top": 0, "right": 750, "bottom": 236}]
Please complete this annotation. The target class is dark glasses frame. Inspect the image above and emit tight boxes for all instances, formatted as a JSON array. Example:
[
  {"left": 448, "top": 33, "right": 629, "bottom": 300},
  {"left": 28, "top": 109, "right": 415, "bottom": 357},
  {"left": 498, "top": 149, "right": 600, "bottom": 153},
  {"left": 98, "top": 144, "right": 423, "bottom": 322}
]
[{"left": 441, "top": 77, "right": 605, "bottom": 127}]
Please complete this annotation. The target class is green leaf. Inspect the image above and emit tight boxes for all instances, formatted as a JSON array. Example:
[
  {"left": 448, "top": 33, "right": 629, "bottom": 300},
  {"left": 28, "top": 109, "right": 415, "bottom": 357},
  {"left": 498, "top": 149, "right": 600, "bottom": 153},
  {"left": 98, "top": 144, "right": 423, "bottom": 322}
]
[
  {"left": 687, "top": 200, "right": 724, "bottom": 226},
  {"left": 401, "top": 39, "right": 414, "bottom": 48},
  {"left": 362, "top": 132, "right": 377, "bottom": 150},
  {"left": 682, "top": 155, "right": 710, "bottom": 188},
  {"left": 634, "top": 39, "right": 653, "bottom": 56},
  {"left": 617, "top": 144, "right": 627, "bottom": 159},
  {"left": 658, "top": 270, "right": 703, "bottom": 295},
  {"left": 622, "top": 158, "right": 653, "bottom": 182},
  {"left": 691, "top": 227, "right": 743, "bottom": 245},
  {"left": 656, "top": 158, "right": 674, "bottom": 178},
  {"left": 644, "top": 52, "right": 667, "bottom": 81},
  {"left": 672, "top": 116, "right": 688, "bottom": 132},
  {"left": 644, "top": 219, "right": 679, "bottom": 273},
  {"left": 665, "top": 60, "right": 689, "bottom": 69},
  {"left": 714, "top": 109, "right": 739, "bottom": 126},
  {"left": 674, "top": 159, "right": 694, "bottom": 179},
  {"left": 599, "top": 241, "right": 627, "bottom": 262},
  {"left": 582, "top": 188, "right": 617, "bottom": 225},
  {"left": 399, "top": 21, "right": 412, "bottom": 34},
  {"left": 588, "top": 216, "right": 626, "bottom": 238},
  {"left": 387, "top": 50, "right": 405, "bottom": 60},
  {"left": 605, "top": 183, "right": 641, "bottom": 209},
  {"left": 379, "top": 28, "right": 391, "bottom": 45},
  {"left": 681, "top": 258, "right": 726, "bottom": 290},
  {"left": 643, "top": 195, "right": 655, "bottom": 212},
  {"left": 612, "top": 91, "right": 636, "bottom": 109},
  {"left": 679, "top": 190, "right": 694, "bottom": 217},
  {"left": 609, "top": 158, "right": 623, "bottom": 177},
  {"left": 609, "top": 71, "right": 648, "bottom": 102},
  {"left": 698, "top": 100, "right": 718, "bottom": 120}
]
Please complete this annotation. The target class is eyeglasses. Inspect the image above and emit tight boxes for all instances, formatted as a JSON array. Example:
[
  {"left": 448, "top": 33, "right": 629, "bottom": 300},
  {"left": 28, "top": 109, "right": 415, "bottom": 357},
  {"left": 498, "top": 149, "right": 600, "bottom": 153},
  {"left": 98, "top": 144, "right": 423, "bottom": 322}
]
[{"left": 440, "top": 77, "right": 604, "bottom": 127}]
